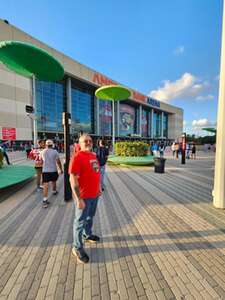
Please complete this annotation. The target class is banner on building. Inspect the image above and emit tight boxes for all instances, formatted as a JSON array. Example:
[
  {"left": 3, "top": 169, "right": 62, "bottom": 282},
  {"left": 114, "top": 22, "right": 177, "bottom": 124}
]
[
  {"left": 120, "top": 104, "right": 135, "bottom": 136},
  {"left": 2, "top": 127, "right": 16, "bottom": 140}
]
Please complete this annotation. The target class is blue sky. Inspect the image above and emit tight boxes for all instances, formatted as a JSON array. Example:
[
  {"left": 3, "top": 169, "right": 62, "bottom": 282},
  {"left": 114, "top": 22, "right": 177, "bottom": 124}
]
[{"left": 1, "top": 0, "right": 223, "bottom": 135}]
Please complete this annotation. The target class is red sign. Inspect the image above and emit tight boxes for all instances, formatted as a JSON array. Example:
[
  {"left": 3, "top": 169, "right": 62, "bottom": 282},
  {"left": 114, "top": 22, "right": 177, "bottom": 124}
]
[
  {"left": 92, "top": 73, "right": 147, "bottom": 103},
  {"left": 132, "top": 90, "right": 147, "bottom": 103},
  {"left": 2, "top": 127, "right": 16, "bottom": 140},
  {"left": 93, "top": 73, "right": 117, "bottom": 86}
]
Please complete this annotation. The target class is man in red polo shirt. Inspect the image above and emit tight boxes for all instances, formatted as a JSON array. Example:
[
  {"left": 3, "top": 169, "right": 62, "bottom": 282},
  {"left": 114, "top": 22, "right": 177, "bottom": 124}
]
[{"left": 69, "top": 134, "right": 101, "bottom": 263}]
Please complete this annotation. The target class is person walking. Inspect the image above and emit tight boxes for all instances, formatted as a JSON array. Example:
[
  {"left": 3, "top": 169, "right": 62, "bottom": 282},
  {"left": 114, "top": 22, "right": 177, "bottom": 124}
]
[
  {"left": 0, "top": 142, "right": 11, "bottom": 165},
  {"left": 171, "top": 142, "right": 176, "bottom": 158},
  {"left": 186, "top": 143, "right": 190, "bottom": 159},
  {"left": 151, "top": 143, "right": 159, "bottom": 157},
  {"left": 25, "top": 142, "right": 32, "bottom": 158},
  {"left": 96, "top": 139, "right": 109, "bottom": 191},
  {"left": 29, "top": 140, "right": 45, "bottom": 191},
  {"left": 191, "top": 143, "right": 196, "bottom": 159},
  {"left": 40, "top": 139, "right": 63, "bottom": 208},
  {"left": 159, "top": 142, "right": 165, "bottom": 158},
  {"left": 69, "top": 134, "right": 101, "bottom": 264}
]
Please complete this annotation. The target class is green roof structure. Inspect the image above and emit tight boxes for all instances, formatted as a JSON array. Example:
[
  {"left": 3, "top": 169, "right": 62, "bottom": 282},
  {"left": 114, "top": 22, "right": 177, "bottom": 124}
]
[
  {"left": 202, "top": 127, "right": 217, "bottom": 134},
  {"left": 0, "top": 40, "right": 64, "bottom": 81}
]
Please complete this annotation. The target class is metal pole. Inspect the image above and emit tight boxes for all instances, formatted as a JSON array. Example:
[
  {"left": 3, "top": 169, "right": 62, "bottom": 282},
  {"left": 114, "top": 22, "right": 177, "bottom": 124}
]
[
  {"left": 181, "top": 133, "right": 186, "bottom": 165},
  {"left": 213, "top": 0, "right": 225, "bottom": 208},
  {"left": 63, "top": 112, "right": 72, "bottom": 201},
  {"left": 151, "top": 109, "right": 154, "bottom": 138},
  {"left": 161, "top": 111, "right": 164, "bottom": 138},
  {"left": 139, "top": 105, "right": 142, "bottom": 137},
  {"left": 32, "top": 75, "right": 37, "bottom": 146},
  {"left": 112, "top": 100, "right": 115, "bottom": 154}
]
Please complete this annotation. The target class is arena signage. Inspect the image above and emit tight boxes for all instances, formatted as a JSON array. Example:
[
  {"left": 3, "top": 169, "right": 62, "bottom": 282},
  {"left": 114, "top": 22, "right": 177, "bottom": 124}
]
[
  {"left": 147, "top": 97, "right": 160, "bottom": 108},
  {"left": 92, "top": 73, "right": 147, "bottom": 103}
]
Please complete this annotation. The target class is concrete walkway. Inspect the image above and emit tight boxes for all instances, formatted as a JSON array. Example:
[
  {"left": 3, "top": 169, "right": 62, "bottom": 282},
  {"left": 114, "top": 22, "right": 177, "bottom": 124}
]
[{"left": 1, "top": 153, "right": 225, "bottom": 299}]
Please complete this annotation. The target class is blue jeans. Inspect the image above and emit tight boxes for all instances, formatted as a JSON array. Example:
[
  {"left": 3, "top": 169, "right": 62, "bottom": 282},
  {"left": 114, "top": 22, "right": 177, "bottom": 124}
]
[
  {"left": 100, "top": 165, "right": 106, "bottom": 188},
  {"left": 73, "top": 197, "right": 99, "bottom": 250}
]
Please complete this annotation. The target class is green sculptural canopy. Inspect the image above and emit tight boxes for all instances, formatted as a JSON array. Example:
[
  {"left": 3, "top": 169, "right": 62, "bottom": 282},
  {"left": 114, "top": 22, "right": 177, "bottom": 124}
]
[
  {"left": 95, "top": 85, "right": 131, "bottom": 101},
  {"left": 0, "top": 40, "right": 64, "bottom": 81}
]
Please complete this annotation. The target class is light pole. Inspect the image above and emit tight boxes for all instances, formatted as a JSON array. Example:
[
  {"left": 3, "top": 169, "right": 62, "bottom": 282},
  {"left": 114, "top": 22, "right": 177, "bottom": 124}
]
[
  {"left": 213, "top": 0, "right": 225, "bottom": 208},
  {"left": 181, "top": 133, "right": 186, "bottom": 165},
  {"left": 32, "top": 75, "right": 38, "bottom": 146},
  {"left": 62, "top": 112, "right": 72, "bottom": 201}
]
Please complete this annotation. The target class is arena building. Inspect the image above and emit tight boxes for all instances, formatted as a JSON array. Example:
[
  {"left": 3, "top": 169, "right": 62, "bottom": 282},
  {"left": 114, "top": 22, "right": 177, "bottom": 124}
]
[{"left": 0, "top": 19, "right": 183, "bottom": 147}]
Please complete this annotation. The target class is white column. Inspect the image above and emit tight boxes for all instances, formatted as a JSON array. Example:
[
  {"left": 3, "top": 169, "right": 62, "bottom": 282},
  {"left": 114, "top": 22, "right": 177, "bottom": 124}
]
[
  {"left": 139, "top": 105, "right": 142, "bottom": 136},
  {"left": 151, "top": 109, "right": 154, "bottom": 138},
  {"left": 161, "top": 111, "right": 164, "bottom": 138},
  {"left": 96, "top": 97, "right": 100, "bottom": 136},
  {"left": 117, "top": 101, "right": 120, "bottom": 136},
  {"left": 32, "top": 76, "right": 37, "bottom": 146},
  {"left": 112, "top": 100, "right": 115, "bottom": 154},
  {"left": 148, "top": 111, "right": 151, "bottom": 138},
  {"left": 213, "top": 0, "right": 225, "bottom": 208}
]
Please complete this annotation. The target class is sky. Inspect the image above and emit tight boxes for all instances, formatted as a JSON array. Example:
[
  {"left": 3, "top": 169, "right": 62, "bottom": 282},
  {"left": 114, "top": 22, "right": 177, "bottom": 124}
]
[{"left": 1, "top": 0, "right": 223, "bottom": 136}]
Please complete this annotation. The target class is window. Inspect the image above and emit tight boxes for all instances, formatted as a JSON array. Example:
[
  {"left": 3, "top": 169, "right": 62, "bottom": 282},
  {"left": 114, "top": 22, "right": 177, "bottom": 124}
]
[
  {"left": 71, "top": 88, "right": 93, "bottom": 134},
  {"left": 153, "top": 111, "right": 162, "bottom": 138},
  {"left": 163, "top": 113, "right": 168, "bottom": 138},
  {"left": 36, "top": 81, "right": 64, "bottom": 132},
  {"left": 99, "top": 100, "right": 112, "bottom": 136},
  {"left": 142, "top": 109, "right": 149, "bottom": 137}
]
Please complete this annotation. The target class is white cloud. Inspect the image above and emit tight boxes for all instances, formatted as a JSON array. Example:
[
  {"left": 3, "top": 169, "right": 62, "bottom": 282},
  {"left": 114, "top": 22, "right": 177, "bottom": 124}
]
[
  {"left": 192, "top": 118, "right": 214, "bottom": 127},
  {"left": 173, "top": 46, "right": 185, "bottom": 56},
  {"left": 183, "top": 120, "right": 187, "bottom": 127},
  {"left": 195, "top": 94, "right": 214, "bottom": 101},
  {"left": 149, "top": 73, "right": 208, "bottom": 103}
]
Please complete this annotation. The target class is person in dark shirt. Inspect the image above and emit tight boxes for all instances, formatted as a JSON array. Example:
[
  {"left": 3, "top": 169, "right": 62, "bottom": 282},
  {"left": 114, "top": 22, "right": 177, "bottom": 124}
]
[
  {"left": 191, "top": 143, "right": 196, "bottom": 159},
  {"left": 1, "top": 142, "right": 11, "bottom": 165},
  {"left": 96, "top": 139, "right": 109, "bottom": 191}
]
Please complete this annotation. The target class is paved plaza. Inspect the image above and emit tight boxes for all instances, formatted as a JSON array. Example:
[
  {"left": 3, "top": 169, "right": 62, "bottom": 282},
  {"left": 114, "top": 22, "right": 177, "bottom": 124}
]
[{"left": 1, "top": 152, "right": 225, "bottom": 299}]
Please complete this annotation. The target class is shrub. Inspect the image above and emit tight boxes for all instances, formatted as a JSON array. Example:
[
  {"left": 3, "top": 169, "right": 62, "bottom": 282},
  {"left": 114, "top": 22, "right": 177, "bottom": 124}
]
[{"left": 115, "top": 141, "right": 148, "bottom": 157}]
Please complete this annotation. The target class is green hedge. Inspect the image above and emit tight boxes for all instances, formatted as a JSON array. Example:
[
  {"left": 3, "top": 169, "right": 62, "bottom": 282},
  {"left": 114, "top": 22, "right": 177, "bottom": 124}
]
[{"left": 115, "top": 141, "right": 148, "bottom": 157}]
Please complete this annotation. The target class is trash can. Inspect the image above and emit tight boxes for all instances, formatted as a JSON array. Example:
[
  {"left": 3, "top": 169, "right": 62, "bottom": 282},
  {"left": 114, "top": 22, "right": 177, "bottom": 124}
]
[{"left": 154, "top": 157, "right": 166, "bottom": 173}]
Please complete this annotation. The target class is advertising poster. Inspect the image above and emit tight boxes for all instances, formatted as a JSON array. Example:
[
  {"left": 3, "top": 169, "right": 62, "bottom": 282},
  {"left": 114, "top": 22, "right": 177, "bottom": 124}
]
[
  {"left": 120, "top": 104, "right": 135, "bottom": 136},
  {"left": 142, "top": 110, "right": 148, "bottom": 136},
  {"left": 2, "top": 127, "right": 16, "bottom": 140}
]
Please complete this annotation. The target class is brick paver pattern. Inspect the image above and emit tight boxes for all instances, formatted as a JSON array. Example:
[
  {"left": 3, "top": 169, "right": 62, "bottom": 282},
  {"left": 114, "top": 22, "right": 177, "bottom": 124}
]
[{"left": 1, "top": 152, "right": 225, "bottom": 299}]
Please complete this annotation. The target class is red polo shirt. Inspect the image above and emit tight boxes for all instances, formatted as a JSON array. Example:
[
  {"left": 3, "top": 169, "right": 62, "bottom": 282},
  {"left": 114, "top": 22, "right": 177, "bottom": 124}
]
[{"left": 69, "top": 151, "right": 100, "bottom": 199}]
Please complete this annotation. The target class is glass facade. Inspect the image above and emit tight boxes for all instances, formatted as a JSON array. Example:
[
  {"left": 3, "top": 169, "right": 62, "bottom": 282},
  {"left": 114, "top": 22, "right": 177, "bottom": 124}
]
[
  {"left": 163, "top": 113, "right": 168, "bottom": 138},
  {"left": 35, "top": 78, "right": 169, "bottom": 140},
  {"left": 153, "top": 111, "right": 162, "bottom": 138},
  {"left": 99, "top": 100, "right": 112, "bottom": 136},
  {"left": 36, "top": 81, "right": 64, "bottom": 133},
  {"left": 71, "top": 88, "right": 93, "bottom": 135}
]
